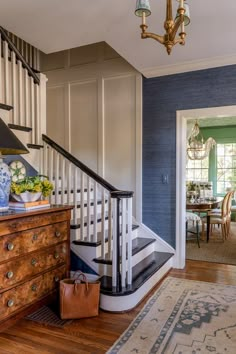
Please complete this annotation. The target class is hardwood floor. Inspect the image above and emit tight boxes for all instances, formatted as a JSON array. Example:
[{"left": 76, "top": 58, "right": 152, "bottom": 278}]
[{"left": 1, "top": 260, "right": 236, "bottom": 354}]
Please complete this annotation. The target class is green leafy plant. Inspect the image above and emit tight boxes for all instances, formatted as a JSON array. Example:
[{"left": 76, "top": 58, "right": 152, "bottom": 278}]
[{"left": 10, "top": 175, "right": 54, "bottom": 197}]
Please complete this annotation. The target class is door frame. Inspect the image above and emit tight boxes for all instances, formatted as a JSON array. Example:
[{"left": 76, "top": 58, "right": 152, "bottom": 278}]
[{"left": 175, "top": 105, "right": 236, "bottom": 269}]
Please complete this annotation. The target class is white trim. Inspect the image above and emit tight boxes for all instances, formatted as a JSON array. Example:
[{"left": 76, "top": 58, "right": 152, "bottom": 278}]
[
  {"left": 176, "top": 105, "right": 236, "bottom": 269},
  {"left": 135, "top": 74, "right": 143, "bottom": 223},
  {"left": 142, "top": 54, "right": 236, "bottom": 78}
]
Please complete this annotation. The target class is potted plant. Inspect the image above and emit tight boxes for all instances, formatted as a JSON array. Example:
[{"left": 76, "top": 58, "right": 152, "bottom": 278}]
[{"left": 10, "top": 175, "right": 54, "bottom": 202}]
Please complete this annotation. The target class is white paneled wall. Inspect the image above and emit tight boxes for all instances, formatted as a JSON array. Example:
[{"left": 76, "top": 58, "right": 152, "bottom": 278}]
[{"left": 41, "top": 42, "right": 142, "bottom": 220}]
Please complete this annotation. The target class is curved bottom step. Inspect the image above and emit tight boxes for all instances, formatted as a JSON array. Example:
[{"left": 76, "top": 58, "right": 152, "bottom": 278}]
[{"left": 99, "top": 253, "right": 173, "bottom": 312}]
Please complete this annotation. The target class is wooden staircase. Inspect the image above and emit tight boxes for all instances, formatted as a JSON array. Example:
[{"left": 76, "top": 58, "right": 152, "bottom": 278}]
[{"left": 0, "top": 27, "right": 175, "bottom": 312}]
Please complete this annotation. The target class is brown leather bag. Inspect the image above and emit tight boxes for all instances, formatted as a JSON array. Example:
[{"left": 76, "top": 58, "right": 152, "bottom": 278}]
[{"left": 60, "top": 272, "right": 100, "bottom": 319}]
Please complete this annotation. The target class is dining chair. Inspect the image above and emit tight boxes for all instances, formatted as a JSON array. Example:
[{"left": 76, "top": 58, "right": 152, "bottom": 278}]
[
  {"left": 186, "top": 211, "right": 201, "bottom": 248},
  {"left": 208, "top": 191, "right": 234, "bottom": 239},
  {"left": 201, "top": 192, "right": 229, "bottom": 241}
]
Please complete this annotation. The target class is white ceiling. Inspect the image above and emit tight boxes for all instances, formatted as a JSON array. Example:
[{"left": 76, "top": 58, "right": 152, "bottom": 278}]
[{"left": 0, "top": 0, "right": 236, "bottom": 77}]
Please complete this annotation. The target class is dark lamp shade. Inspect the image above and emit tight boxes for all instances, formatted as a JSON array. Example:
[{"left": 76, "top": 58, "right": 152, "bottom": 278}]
[{"left": 0, "top": 118, "right": 29, "bottom": 155}]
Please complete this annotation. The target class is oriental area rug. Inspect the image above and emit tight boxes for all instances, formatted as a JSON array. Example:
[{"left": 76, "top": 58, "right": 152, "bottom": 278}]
[{"left": 107, "top": 277, "right": 236, "bottom": 354}]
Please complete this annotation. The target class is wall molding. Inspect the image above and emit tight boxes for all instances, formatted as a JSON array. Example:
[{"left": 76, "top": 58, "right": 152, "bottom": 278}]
[{"left": 142, "top": 54, "right": 236, "bottom": 78}]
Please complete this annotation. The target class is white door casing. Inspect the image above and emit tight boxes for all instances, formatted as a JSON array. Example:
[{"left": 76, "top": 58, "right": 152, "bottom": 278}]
[{"left": 175, "top": 105, "right": 236, "bottom": 269}]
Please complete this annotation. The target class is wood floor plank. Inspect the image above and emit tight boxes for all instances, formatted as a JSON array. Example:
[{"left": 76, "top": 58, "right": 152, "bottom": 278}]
[{"left": 1, "top": 260, "right": 236, "bottom": 353}]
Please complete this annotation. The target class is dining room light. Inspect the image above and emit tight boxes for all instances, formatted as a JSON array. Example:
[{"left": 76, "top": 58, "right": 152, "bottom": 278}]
[
  {"left": 187, "top": 121, "right": 216, "bottom": 160},
  {"left": 134, "top": 0, "right": 190, "bottom": 55}
]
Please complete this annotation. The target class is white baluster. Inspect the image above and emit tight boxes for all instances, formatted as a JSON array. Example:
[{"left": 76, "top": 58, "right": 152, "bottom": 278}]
[
  {"left": 93, "top": 182, "right": 98, "bottom": 243},
  {"left": 101, "top": 188, "right": 106, "bottom": 259},
  {"left": 112, "top": 198, "right": 118, "bottom": 288},
  {"left": 80, "top": 171, "right": 85, "bottom": 241},
  {"left": 87, "top": 176, "right": 91, "bottom": 242},
  {"left": 18, "top": 60, "right": 23, "bottom": 125},
  {"left": 73, "top": 167, "right": 78, "bottom": 223},
  {"left": 66, "top": 161, "right": 71, "bottom": 205},
  {"left": 11, "top": 51, "right": 17, "bottom": 124},
  {"left": 55, "top": 152, "right": 60, "bottom": 204},
  {"left": 61, "top": 157, "right": 66, "bottom": 204},
  {"left": 30, "top": 76, "right": 35, "bottom": 142},
  {"left": 36, "top": 49, "right": 40, "bottom": 72},
  {"left": 4, "top": 41, "right": 10, "bottom": 105},
  {"left": 25, "top": 69, "right": 29, "bottom": 127},
  {"left": 25, "top": 43, "right": 29, "bottom": 64},
  {"left": 43, "top": 144, "right": 48, "bottom": 178},
  {"left": 127, "top": 198, "right": 133, "bottom": 286},
  {"left": 121, "top": 198, "right": 127, "bottom": 288},
  {"left": 108, "top": 194, "right": 112, "bottom": 259},
  {"left": 35, "top": 82, "right": 40, "bottom": 144},
  {"left": 48, "top": 148, "right": 54, "bottom": 204}
]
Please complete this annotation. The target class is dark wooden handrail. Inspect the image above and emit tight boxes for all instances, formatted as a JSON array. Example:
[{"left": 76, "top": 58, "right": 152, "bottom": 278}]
[
  {"left": 42, "top": 134, "right": 134, "bottom": 197},
  {"left": 0, "top": 27, "right": 40, "bottom": 85}
]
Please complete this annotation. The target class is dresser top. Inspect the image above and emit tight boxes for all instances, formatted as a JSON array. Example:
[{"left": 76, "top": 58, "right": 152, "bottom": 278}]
[{"left": 0, "top": 205, "right": 73, "bottom": 221}]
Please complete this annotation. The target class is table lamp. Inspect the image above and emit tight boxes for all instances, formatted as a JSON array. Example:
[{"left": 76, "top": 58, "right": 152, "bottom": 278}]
[{"left": 0, "top": 118, "right": 29, "bottom": 211}]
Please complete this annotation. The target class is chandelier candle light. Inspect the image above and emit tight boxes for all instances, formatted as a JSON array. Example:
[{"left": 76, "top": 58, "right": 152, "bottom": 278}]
[
  {"left": 187, "top": 121, "right": 216, "bottom": 160},
  {"left": 135, "top": 0, "right": 190, "bottom": 54}
]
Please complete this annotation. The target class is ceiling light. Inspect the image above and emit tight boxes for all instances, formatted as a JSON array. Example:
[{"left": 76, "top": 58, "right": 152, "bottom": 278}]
[
  {"left": 135, "top": 0, "right": 190, "bottom": 55},
  {"left": 187, "top": 121, "right": 216, "bottom": 160}
]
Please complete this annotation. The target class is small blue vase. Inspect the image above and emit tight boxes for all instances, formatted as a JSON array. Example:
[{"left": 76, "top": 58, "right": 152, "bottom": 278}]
[{"left": 0, "top": 158, "right": 11, "bottom": 210}]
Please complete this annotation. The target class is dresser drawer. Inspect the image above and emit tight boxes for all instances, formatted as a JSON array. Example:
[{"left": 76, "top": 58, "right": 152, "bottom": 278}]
[
  {"left": 0, "top": 210, "right": 69, "bottom": 237},
  {"left": 1, "top": 221, "right": 67, "bottom": 262},
  {"left": 0, "top": 265, "right": 66, "bottom": 321},
  {"left": 0, "top": 243, "right": 67, "bottom": 291}
]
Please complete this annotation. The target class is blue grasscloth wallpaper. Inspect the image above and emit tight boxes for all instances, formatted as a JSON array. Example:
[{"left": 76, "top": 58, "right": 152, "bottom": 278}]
[{"left": 143, "top": 64, "right": 236, "bottom": 248}]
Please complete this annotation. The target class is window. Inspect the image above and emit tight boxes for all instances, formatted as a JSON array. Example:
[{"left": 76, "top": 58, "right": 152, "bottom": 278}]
[
  {"left": 216, "top": 143, "right": 236, "bottom": 194},
  {"left": 186, "top": 157, "right": 209, "bottom": 182}
]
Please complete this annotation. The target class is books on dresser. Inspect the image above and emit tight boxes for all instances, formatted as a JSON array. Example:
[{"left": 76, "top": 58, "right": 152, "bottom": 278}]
[{"left": 9, "top": 199, "right": 50, "bottom": 210}]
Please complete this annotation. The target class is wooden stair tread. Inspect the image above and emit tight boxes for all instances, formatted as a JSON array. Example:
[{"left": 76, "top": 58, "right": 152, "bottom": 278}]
[
  {"left": 99, "top": 251, "right": 173, "bottom": 296},
  {"left": 93, "top": 237, "right": 156, "bottom": 264},
  {"left": 8, "top": 123, "right": 32, "bottom": 132},
  {"left": 0, "top": 103, "right": 13, "bottom": 111},
  {"left": 72, "top": 224, "right": 139, "bottom": 247}
]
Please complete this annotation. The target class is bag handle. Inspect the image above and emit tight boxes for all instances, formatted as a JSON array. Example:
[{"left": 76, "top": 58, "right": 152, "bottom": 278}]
[{"left": 73, "top": 271, "right": 89, "bottom": 293}]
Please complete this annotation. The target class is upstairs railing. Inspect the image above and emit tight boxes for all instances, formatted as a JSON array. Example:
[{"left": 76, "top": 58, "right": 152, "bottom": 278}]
[
  {"left": 0, "top": 27, "right": 46, "bottom": 144},
  {"left": 41, "top": 134, "right": 134, "bottom": 293}
]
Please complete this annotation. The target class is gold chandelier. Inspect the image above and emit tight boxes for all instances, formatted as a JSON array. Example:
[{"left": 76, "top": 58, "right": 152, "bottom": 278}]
[
  {"left": 135, "top": 0, "right": 190, "bottom": 55},
  {"left": 187, "top": 121, "right": 216, "bottom": 161}
]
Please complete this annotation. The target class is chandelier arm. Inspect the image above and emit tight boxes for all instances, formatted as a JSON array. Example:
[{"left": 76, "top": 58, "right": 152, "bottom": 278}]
[
  {"left": 141, "top": 31, "right": 165, "bottom": 44},
  {"left": 169, "top": 15, "right": 184, "bottom": 41},
  {"left": 173, "top": 36, "right": 185, "bottom": 46}
]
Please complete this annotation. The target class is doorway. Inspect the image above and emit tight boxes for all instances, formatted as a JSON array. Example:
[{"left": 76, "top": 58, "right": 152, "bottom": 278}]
[{"left": 175, "top": 105, "right": 236, "bottom": 269}]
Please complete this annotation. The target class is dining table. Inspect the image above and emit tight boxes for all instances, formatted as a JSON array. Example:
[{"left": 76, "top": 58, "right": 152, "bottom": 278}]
[{"left": 186, "top": 197, "right": 223, "bottom": 242}]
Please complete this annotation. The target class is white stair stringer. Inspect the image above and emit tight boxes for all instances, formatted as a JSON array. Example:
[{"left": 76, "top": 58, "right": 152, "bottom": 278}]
[
  {"left": 100, "top": 256, "right": 173, "bottom": 312},
  {"left": 140, "top": 223, "right": 176, "bottom": 255}
]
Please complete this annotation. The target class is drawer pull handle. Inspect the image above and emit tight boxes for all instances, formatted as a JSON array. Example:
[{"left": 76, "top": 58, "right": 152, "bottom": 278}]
[
  {"left": 7, "top": 243, "right": 14, "bottom": 251},
  {"left": 6, "top": 271, "right": 14, "bottom": 279},
  {"left": 54, "top": 252, "right": 59, "bottom": 259},
  {"left": 55, "top": 231, "right": 61, "bottom": 238},
  {"left": 31, "top": 258, "right": 37, "bottom": 266},
  {"left": 32, "top": 234, "right": 38, "bottom": 241},
  {"left": 31, "top": 284, "right": 37, "bottom": 292},
  {"left": 54, "top": 276, "right": 60, "bottom": 282},
  {"left": 7, "top": 299, "right": 14, "bottom": 307}
]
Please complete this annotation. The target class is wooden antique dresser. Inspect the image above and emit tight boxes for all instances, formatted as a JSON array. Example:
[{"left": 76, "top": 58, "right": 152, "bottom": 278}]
[{"left": 0, "top": 205, "right": 73, "bottom": 329}]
